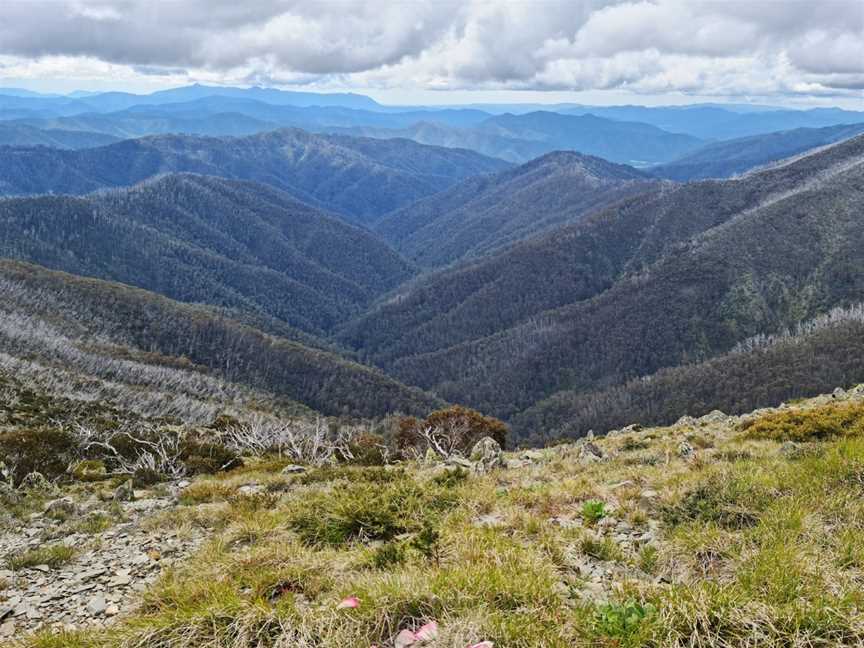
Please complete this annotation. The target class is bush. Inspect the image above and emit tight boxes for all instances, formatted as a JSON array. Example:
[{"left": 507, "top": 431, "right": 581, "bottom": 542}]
[
  {"left": 396, "top": 405, "right": 508, "bottom": 457},
  {"left": 741, "top": 402, "right": 864, "bottom": 442},
  {"left": 181, "top": 439, "right": 242, "bottom": 475},
  {"left": 0, "top": 427, "right": 79, "bottom": 485},
  {"left": 343, "top": 431, "right": 389, "bottom": 466}
]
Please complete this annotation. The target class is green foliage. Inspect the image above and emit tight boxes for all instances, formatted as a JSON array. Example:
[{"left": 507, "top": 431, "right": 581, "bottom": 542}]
[
  {"left": 0, "top": 427, "right": 79, "bottom": 485},
  {"left": 288, "top": 474, "right": 454, "bottom": 547},
  {"left": 741, "top": 401, "right": 864, "bottom": 442},
  {"left": 369, "top": 542, "right": 406, "bottom": 570},
  {"left": 663, "top": 472, "right": 774, "bottom": 530},
  {"left": 581, "top": 500, "right": 606, "bottom": 525},
  {"left": 593, "top": 600, "right": 656, "bottom": 640},
  {"left": 430, "top": 467, "right": 470, "bottom": 488},
  {"left": 580, "top": 536, "right": 623, "bottom": 562}
]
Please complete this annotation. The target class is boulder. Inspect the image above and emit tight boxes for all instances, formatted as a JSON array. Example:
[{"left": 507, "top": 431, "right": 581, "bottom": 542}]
[
  {"left": 280, "top": 464, "right": 306, "bottom": 475},
  {"left": 579, "top": 442, "right": 604, "bottom": 464},
  {"left": 677, "top": 442, "right": 695, "bottom": 460},
  {"left": 44, "top": 497, "right": 79, "bottom": 518},
  {"left": 469, "top": 436, "right": 503, "bottom": 472},
  {"left": 113, "top": 479, "right": 135, "bottom": 502}
]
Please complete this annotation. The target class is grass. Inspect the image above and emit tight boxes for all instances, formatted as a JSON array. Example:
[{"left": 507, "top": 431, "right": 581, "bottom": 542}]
[
  {"left": 6, "top": 544, "right": 77, "bottom": 571},
  {"left": 9, "top": 394, "right": 864, "bottom": 647}
]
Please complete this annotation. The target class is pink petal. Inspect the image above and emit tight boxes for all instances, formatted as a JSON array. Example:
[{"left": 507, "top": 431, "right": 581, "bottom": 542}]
[
  {"left": 415, "top": 621, "right": 439, "bottom": 641},
  {"left": 337, "top": 596, "right": 360, "bottom": 609},
  {"left": 468, "top": 643, "right": 494, "bottom": 648},
  {"left": 394, "top": 629, "right": 418, "bottom": 648}
]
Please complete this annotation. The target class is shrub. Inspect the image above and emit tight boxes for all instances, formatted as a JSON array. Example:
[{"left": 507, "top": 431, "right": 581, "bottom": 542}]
[
  {"left": 369, "top": 542, "right": 406, "bottom": 569},
  {"left": 0, "top": 427, "right": 79, "bottom": 485},
  {"left": 741, "top": 402, "right": 864, "bottom": 442},
  {"left": 181, "top": 439, "right": 242, "bottom": 475},
  {"left": 430, "top": 467, "right": 470, "bottom": 488},
  {"left": 342, "top": 431, "right": 389, "bottom": 466},
  {"left": 396, "top": 405, "right": 508, "bottom": 457}
]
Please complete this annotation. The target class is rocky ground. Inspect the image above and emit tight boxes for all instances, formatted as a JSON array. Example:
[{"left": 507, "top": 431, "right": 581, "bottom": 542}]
[{"left": 0, "top": 481, "right": 205, "bottom": 638}]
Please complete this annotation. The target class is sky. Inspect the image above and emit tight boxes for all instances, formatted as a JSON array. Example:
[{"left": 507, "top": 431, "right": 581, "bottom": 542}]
[{"left": 0, "top": 0, "right": 862, "bottom": 108}]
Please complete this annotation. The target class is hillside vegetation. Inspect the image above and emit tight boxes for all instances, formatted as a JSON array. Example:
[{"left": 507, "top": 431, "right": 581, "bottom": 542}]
[
  {"left": 0, "top": 260, "right": 441, "bottom": 419},
  {"left": 374, "top": 151, "right": 659, "bottom": 269},
  {"left": 0, "top": 174, "right": 414, "bottom": 337},
  {"left": 342, "top": 135, "right": 864, "bottom": 434},
  {"left": 6, "top": 387, "right": 864, "bottom": 647},
  {"left": 0, "top": 129, "right": 509, "bottom": 224}
]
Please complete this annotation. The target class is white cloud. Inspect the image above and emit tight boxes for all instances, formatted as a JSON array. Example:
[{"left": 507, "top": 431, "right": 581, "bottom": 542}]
[{"left": 0, "top": 0, "right": 861, "bottom": 101}]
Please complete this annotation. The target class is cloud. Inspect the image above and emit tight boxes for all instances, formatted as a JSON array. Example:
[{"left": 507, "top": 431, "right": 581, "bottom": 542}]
[{"left": 0, "top": 0, "right": 861, "bottom": 99}]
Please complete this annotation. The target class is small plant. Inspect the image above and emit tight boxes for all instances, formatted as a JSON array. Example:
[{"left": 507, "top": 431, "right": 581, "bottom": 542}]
[
  {"left": 638, "top": 545, "right": 659, "bottom": 574},
  {"left": 410, "top": 522, "right": 441, "bottom": 563},
  {"left": 369, "top": 542, "right": 406, "bottom": 569},
  {"left": 73, "top": 513, "right": 113, "bottom": 535},
  {"left": 580, "top": 535, "right": 622, "bottom": 562},
  {"left": 6, "top": 544, "right": 77, "bottom": 571},
  {"left": 594, "top": 600, "right": 656, "bottom": 639},
  {"left": 228, "top": 491, "right": 280, "bottom": 514},
  {"left": 581, "top": 500, "right": 606, "bottom": 524}
]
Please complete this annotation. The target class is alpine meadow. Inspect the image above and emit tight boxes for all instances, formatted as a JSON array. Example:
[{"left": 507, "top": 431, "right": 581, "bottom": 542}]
[{"left": 1, "top": 2, "right": 864, "bottom": 647}]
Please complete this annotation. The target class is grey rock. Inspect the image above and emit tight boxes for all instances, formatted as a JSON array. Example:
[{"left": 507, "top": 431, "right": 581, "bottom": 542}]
[
  {"left": 470, "top": 436, "right": 503, "bottom": 472},
  {"left": 677, "top": 442, "right": 695, "bottom": 459},
  {"left": 113, "top": 479, "right": 135, "bottom": 503},
  {"left": 45, "top": 497, "right": 79, "bottom": 518},
  {"left": 579, "top": 442, "right": 604, "bottom": 464},
  {"left": 86, "top": 596, "right": 106, "bottom": 616},
  {"left": 19, "top": 472, "right": 54, "bottom": 493},
  {"left": 280, "top": 465, "right": 306, "bottom": 475}
]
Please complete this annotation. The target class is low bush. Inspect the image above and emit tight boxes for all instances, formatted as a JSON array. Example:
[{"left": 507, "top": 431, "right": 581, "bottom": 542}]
[
  {"left": 741, "top": 402, "right": 864, "bottom": 442},
  {"left": 0, "top": 427, "right": 79, "bottom": 485}
]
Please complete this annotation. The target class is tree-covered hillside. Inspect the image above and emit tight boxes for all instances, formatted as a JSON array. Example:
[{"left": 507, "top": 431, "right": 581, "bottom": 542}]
[
  {"left": 0, "top": 174, "right": 414, "bottom": 337},
  {"left": 0, "top": 129, "right": 509, "bottom": 224}
]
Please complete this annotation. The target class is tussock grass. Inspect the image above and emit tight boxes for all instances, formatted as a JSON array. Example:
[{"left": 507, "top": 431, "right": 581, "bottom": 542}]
[
  {"left": 6, "top": 544, "right": 77, "bottom": 571},
  {"left": 11, "top": 396, "right": 864, "bottom": 647}
]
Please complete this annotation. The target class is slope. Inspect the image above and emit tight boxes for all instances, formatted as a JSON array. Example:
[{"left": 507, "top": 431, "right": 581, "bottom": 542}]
[
  {"left": 0, "top": 259, "right": 441, "bottom": 419},
  {"left": 652, "top": 122, "right": 864, "bottom": 181},
  {"left": 0, "top": 129, "right": 509, "bottom": 225},
  {"left": 374, "top": 151, "right": 659, "bottom": 269},
  {"left": 0, "top": 123, "right": 120, "bottom": 149},
  {"left": 0, "top": 174, "right": 414, "bottom": 337},
  {"left": 342, "top": 135, "right": 864, "bottom": 420}
]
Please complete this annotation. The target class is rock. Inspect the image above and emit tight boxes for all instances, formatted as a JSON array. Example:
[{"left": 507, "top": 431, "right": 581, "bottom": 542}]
[
  {"left": 19, "top": 472, "right": 54, "bottom": 493},
  {"left": 521, "top": 450, "right": 544, "bottom": 462},
  {"left": 113, "top": 479, "right": 135, "bottom": 503},
  {"left": 44, "top": 497, "right": 79, "bottom": 518},
  {"left": 104, "top": 604, "right": 119, "bottom": 617},
  {"left": 505, "top": 459, "right": 526, "bottom": 469},
  {"left": 0, "top": 605, "right": 12, "bottom": 622},
  {"left": 675, "top": 415, "right": 697, "bottom": 427},
  {"left": 579, "top": 442, "right": 604, "bottom": 464},
  {"left": 236, "top": 483, "right": 263, "bottom": 495},
  {"left": 474, "top": 513, "right": 506, "bottom": 528},
  {"left": 280, "top": 465, "right": 305, "bottom": 475},
  {"left": 677, "top": 442, "right": 695, "bottom": 460},
  {"left": 395, "top": 628, "right": 418, "bottom": 648},
  {"left": 470, "top": 436, "right": 503, "bottom": 472},
  {"left": 698, "top": 410, "right": 728, "bottom": 425},
  {"left": 833, "top": 387, "right": 847, "bottom": 399},
  {"left": 86, "top": 596, "right": 106, "bottom": 616},
  {"left": 446, "top": 456, "right": 475, "bottom": 470},
  {"left": 0, "top": 621, "right": 14, "bottom": 637}
]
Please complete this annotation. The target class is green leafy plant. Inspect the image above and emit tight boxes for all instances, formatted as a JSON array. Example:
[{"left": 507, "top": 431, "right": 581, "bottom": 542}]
[
  {"left": 594, "top": 600, "right": 656, "bottom": 639},
  {"left": 581, "top": 499, "right": 607, "bottom": 524}
]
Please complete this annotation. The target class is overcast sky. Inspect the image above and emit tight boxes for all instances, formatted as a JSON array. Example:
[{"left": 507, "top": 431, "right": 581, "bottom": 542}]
[{"left": 0, "top": 0, "right": 862, "bottom": 107}]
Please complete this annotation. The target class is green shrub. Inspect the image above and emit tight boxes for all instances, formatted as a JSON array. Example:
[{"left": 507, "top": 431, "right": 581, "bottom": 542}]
[
  {"left": 181, "top": 439, "right": 242, "bottom": 475},
  {"left": 369, "top": 542, "right": 406, "bottom": 569},
  {"left": 741, "top": 402, "right": 864, "bottom": 442},
  {"left": 0, "top": 427, "right": 79, "bottom": 485},
  {"left": 431, "top": 467, "right": 469, "bottom": 488}
]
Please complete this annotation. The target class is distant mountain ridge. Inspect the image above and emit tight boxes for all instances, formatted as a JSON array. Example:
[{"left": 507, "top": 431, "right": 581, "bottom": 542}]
[{"left": 0, "top": 129, "right": 509, "bottom": 224}]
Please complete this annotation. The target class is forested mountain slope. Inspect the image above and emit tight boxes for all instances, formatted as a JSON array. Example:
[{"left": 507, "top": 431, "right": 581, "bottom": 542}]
[
  {"left": 0, "top": 129, "right": 509, "bottom": 224},
  {"left": 374, "top": 151, "right": 659, "bottom": 268},
  {"left": 342, "top": 135, "right": 864, "bottom": 423},
  {"left": 0, "top": 174, "right": 413, "bottom": 337},
  {"left": 0, "top": 123, "right": 120, "bottom": 148},
  {"left": 0, "top": 259, "right": 441, "bottom": 419},
  {"left": 653, "top": 122, "right": 864, "bottom": 181}
]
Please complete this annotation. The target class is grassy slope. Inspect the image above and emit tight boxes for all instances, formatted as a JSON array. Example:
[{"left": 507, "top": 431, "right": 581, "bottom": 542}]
[{"left": 9, "top": 388, "right": 864, "bottom": 647}]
